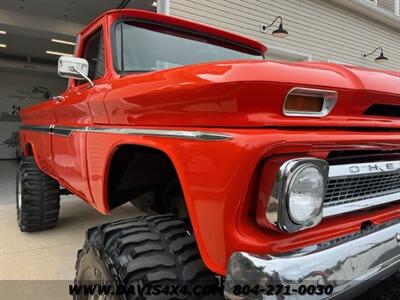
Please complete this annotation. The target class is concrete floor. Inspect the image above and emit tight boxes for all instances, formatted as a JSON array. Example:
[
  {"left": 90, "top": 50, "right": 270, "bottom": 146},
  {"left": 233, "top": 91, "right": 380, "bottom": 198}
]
[
  {"left": 0, "top": 160, "right": 140, "bottom": 299},
  {"left": 0, "top": 161, "right": 392, "bottom": 300}
]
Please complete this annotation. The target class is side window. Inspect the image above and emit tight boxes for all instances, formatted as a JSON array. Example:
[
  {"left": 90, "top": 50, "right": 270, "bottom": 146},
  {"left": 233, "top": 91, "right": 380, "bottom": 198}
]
[{"left": 80, "top": 28, "right": 105, "bottom": 83}]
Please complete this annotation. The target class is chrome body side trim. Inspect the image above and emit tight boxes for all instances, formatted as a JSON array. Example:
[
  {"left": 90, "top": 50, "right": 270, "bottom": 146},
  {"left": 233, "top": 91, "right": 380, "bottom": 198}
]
[
  {"left": 283, "top": 87, "right": 338, "bottom": 117},
  {"left": 20, "top": 124, "right": 232, "bottom": 141},
  {"left": 52, "top": 126, "right": 80, "bottom": 137},
  {"left": 20, "top": 125, "right": 51, "bottom": 134},
  {"left": 225, "top": 221, "right": 400, "bottom": 300},
  {"left": 85, "top": 127, "right": 231, "bottom": 141}
]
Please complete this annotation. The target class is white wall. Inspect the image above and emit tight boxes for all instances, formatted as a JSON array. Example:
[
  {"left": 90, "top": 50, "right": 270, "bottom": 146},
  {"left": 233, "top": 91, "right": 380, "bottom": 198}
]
[
  {"left": 0, "top": 69, "right": 67, "bottom": 159},
  {"left": 170, "top": 0, "right": 400, "bottom": 69}
]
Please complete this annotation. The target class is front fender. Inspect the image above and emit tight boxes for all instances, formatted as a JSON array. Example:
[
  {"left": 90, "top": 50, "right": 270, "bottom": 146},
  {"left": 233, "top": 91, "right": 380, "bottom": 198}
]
[{"left": 86, "top": 128, "right": 251, "bottom": 275}]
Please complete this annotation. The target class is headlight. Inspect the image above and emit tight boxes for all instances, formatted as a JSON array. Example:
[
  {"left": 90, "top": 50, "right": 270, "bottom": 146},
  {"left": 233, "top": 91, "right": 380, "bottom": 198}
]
[
  {"left": 287, "top": 165, "right": 325, "bottom": 224},
  {"left": 264, "top": 158, "right": 329, "bottom": 233}
]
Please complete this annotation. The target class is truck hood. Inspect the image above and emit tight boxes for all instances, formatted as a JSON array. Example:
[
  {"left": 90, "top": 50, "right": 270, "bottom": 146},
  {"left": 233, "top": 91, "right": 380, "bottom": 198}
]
[{"left": 104, "top": 60, "right": 400, "bottom": 129}]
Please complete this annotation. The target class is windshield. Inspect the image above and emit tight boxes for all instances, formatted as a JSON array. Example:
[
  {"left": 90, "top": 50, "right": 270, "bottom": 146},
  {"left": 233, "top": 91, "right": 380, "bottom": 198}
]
[{"left": 114, "top": 21, "right": 264, "bottom": 72}]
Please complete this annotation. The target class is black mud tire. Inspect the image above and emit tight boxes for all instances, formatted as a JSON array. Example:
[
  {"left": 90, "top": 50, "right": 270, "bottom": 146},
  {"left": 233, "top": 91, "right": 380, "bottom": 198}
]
[
  {"left": 357, "top": 272, "right": 400, "bottom": 300},
  {"left": 16, "top": 156, "right": 60, "bottom": 232},
  {"left": 74, "top": 214, "right": 222, "bottom": 300}
]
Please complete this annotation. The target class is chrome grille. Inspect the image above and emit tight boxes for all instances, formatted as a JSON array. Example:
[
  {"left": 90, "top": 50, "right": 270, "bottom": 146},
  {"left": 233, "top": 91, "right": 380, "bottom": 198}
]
[
  {"left": 322, "top": 160, "right": 400, "bottom": 217},
  {"left": 324, "top": 171, "right": 400, "bottom": 207}
]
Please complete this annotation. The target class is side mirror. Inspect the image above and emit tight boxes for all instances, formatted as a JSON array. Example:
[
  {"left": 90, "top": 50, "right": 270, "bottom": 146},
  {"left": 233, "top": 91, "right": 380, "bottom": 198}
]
[{"left": 58, "top": 56, "right": 94, "bottom": 87}]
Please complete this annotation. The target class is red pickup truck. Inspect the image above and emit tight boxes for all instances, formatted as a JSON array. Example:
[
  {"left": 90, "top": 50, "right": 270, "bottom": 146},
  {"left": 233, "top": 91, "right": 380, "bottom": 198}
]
[{"left": 17, "top": 9, "right": 400, "bottom": 299}]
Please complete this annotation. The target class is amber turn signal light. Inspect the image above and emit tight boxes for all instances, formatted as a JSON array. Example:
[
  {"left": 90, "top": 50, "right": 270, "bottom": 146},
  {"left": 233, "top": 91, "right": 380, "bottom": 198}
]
[
  {"left": 283, "top": 88, "right": 338, "bottom": 117},
  {"left": 284, "top": 95, "right": 324, "bottom": 113}
]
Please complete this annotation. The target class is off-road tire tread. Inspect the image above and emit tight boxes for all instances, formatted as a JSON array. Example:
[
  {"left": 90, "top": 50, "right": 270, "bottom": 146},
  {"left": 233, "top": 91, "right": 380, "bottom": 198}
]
[
  {"left": 75, "top": 214, "right": 220, "bottom": 299},
  {"left": 17, "top": 157, "right": 60, "bottom": 232}
]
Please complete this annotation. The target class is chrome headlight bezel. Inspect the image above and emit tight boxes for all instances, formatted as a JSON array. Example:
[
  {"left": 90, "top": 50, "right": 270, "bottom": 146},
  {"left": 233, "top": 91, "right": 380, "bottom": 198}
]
[{"left": 266, "top": 158, "right": 329, "bottom": 233}]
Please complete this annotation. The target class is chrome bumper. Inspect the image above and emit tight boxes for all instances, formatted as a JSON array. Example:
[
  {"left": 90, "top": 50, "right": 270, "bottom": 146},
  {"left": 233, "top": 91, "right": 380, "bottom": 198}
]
[{"left": 225, "top": 221, "right": 400, "bottom": 299}]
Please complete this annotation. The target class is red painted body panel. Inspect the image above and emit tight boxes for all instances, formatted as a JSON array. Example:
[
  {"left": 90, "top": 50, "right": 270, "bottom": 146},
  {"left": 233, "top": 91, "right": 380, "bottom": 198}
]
[
  {"left": 19, "top": 9, "right": 400, "bottom": 275},
  {"left": 21, "top": 101, "right": 56, "bottom": 125},
  {"left": 104, "top": 60, "right": 400, "bottom": 129},
  {"left": 20, "top": 101, "right": 56, "bottom": 177},
  {"left": 51, "top": 85, "right": 94, "bottom": 201},
  {"left": 20, "top": 131, "right": 56, "bottom": 178},
  {"left": 84, "top": 127, "right": 400, "bottom": 274}
]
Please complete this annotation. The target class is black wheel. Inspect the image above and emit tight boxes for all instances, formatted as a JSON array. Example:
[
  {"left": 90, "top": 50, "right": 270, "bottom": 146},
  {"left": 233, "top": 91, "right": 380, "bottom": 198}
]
[
  {"left": 16, "top": 156, "right": 60, "bottom": 232},
  {"left": 74, "top": 214, "right": 222, "bottom": 300}
]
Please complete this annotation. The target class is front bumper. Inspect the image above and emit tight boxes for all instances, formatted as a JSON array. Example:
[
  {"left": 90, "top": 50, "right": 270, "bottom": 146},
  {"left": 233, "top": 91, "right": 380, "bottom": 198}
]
[{"left": 225, "top": 220, "right": 400, "bottom": 299}]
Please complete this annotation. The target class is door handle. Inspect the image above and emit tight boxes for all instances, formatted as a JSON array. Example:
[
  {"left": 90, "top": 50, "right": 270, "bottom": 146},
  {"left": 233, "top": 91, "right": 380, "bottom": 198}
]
[{"left": 53, "top": 96, "right": 65, "bottom": 102}]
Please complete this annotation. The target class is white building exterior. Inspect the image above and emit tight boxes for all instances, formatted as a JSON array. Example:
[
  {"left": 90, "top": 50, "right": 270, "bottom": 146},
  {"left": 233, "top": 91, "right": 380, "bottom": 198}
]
[{"left": 164, "top": 0, "right": 400, "bottom": 70}]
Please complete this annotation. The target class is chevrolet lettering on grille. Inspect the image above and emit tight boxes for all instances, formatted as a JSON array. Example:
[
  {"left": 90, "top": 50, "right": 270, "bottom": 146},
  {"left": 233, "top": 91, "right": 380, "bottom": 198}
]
[{"left": 329, "top": 160, "right": 400, "bottom": 177}]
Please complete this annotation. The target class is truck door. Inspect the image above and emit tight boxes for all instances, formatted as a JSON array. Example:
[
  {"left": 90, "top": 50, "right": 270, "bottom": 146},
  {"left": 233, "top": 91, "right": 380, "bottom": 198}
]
[{"left": 51, "top": 27, "right": 107, "bottom": 203}]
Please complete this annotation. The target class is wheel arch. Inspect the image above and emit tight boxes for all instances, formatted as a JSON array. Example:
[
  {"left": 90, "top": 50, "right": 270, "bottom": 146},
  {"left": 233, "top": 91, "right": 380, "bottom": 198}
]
[
  {"left": 91, "top": 140, "right": 226, "bottom": 275},
  {"left": 21, "top": 142, "right": 45, "bottom": 171},
  {"left": 25, "top": 143, "right": 34, "bottom": 156},
  {"left": 104, "top": 143, "right": 188, "bottom": 214}
]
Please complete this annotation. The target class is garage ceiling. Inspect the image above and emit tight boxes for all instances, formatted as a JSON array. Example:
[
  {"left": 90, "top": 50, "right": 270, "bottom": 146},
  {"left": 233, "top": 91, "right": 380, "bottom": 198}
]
[
  {"left": 0, "top": 0, "right": 155, "bottom": 24},
  {"left": 0, "top": 0, "right": 156, "bottom": 68}
]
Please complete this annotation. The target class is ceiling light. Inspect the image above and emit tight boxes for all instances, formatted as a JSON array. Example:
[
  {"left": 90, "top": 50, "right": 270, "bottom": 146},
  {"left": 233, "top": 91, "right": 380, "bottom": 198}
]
[
  {"left": 51, "top": 38, "right": 76, "bottom": 46},
  {"left": 46, "top": 50, "right": 73, "bottom": 57},
  {"left": 152, "top": 1, "right": 157, "bottom": 7},
  {"left": 0, "top": 44, "right": 7, "bottom": 48},
  {"left": 0, "top": 30, "right": 6, "bottom": 35}
]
